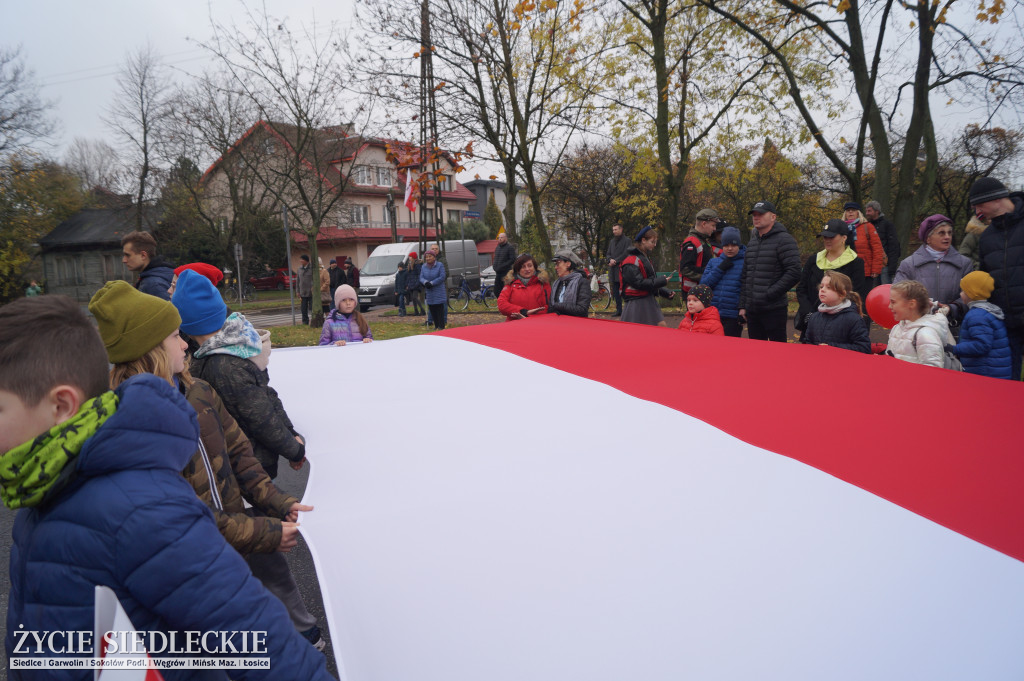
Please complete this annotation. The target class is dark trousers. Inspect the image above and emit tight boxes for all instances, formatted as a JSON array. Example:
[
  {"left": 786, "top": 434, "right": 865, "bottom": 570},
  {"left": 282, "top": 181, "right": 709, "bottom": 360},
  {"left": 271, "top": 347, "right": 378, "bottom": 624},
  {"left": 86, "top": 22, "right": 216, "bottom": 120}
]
[
  {"left": 494, "top": 270, "right": 509, "bottom": 300},
  {"left": 300, "top": 296, "right": 312, "bottom": 324},
  {"left": 408, "top": 290, "right": 424, "bottom": 314},
  {"left": 397, "top": 292, "right": 407, "bottom": 316},
  {"left": 609, "top": 266, "right": 623, "bottom": 314},
  {"left": 1010, "top": 327, "right": 1023, "bottom": 381},
  {"left": 428, "top": 303, "right": 446, "bottom": 330},
  {"left": 722, "top": 316, "right": 743, "bottom": 338},
  {"left": 746, "top": 307, "right": 788, "bottom": 342}
]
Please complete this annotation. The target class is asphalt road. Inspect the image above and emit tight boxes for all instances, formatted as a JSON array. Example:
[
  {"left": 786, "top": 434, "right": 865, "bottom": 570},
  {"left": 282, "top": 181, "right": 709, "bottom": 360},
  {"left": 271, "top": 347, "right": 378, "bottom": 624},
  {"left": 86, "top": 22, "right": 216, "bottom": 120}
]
[{"left": 0, "top": 462, "right": 339, "bottom": 679}]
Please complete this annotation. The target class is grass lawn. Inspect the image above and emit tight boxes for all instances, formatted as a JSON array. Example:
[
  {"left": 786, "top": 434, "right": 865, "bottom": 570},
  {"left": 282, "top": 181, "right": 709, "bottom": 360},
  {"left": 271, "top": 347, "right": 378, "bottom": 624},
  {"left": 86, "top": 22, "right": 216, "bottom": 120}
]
[{"left": 270, "top": 319, "right": 471, "bottom": 347}]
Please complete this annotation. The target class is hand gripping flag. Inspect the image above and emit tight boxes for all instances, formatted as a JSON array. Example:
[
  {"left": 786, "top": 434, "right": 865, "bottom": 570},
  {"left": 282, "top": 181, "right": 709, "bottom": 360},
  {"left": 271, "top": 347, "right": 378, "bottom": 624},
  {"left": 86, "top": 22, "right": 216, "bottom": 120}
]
[{"left": 268, "top": 316, "right": 1024, "bottom": 681}]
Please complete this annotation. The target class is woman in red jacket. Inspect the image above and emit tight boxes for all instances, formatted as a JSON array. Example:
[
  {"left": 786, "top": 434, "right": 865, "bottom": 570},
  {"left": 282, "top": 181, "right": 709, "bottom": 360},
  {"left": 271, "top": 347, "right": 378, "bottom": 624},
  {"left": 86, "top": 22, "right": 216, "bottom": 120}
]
[
  {"left": 497, "top": 253, "right": 551, "bottom": 321},
  {"left": 843, "top": 201, "right": 885, "bottom": 286}
]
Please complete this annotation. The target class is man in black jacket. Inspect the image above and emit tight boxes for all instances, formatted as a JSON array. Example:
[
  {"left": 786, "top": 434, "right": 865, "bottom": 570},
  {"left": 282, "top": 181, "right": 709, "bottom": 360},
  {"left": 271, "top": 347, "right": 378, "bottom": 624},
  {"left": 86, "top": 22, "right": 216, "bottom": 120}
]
[
  {"left": 971, "top": 176, "right": 1024, "bottom": 379},
  {"left": 328, "top": 259, "right": 347, "bottom": 302},
  {"left": 492, "top": 232, "right": 517, "bottom": 299},
  {"left": 865, "top": 201, "right": 900, "bottom": 283},
  {"left": 739, "top": 200, "right": 802, "bottom": 342},
  {"left": 606, "top": 223, "right": 632, "bottom": 316},
  {"left": 679, "top": 208, "right": 718, "bottom": 295}
]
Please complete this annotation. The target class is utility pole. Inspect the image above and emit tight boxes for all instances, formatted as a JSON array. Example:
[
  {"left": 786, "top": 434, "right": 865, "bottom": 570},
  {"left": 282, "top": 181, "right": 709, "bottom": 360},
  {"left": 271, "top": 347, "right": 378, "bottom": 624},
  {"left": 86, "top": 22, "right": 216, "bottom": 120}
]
[{"left": 419, "top": 0, "right": 445, "bottom": 259}]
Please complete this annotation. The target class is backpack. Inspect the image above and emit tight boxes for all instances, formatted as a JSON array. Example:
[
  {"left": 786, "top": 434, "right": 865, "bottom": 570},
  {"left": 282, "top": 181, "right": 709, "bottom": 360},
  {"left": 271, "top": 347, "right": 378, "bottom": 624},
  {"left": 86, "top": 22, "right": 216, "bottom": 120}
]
[{"left": 911, "top": 327, "right": 963, "bottom": 372}]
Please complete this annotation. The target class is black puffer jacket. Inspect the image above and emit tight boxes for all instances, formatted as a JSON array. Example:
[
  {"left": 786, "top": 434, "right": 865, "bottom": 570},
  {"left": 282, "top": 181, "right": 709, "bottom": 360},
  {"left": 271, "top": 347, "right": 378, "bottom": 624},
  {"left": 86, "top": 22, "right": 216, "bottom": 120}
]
[
  {"left": 549, "top": 271, "right": 593, "bottom": 317},
  {"left": 739, "top": 222, "right": 802, "bottom": 312},
  {"left": 979, "top": 192, "right": 1024, "bottom": 331},
  {"left": 874, "top": 214, "right": 901, "bottom": 277},
  {"left": 190, "top": 354, "right": 305, "bottom": 479},
  {"left": 794, "top": 250, "right": 867, "bottom": 331},
  {"left": 800, "top": 303, "right": 871, "bottom": 352}
]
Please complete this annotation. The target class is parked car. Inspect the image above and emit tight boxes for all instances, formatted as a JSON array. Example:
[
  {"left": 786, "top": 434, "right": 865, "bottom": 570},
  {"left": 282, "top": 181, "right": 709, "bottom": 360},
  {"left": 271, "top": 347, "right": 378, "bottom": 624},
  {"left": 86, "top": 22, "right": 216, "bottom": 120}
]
[
  {"left": 249, "top": 267, "right": 296, "bottom": 291},
  {"left": 481, "top": 266, "right": 495, "bottom": 288}
]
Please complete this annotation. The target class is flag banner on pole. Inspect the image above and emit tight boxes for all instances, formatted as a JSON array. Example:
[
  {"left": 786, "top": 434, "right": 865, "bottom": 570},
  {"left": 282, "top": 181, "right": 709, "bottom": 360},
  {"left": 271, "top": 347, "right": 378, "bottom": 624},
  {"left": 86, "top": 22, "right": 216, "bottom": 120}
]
[
  {"left": 403, "top": 171, "right": 418, "bottom": 212},
  {"left": 267, "top": 316, "right": 1024, "bottom": 681}
]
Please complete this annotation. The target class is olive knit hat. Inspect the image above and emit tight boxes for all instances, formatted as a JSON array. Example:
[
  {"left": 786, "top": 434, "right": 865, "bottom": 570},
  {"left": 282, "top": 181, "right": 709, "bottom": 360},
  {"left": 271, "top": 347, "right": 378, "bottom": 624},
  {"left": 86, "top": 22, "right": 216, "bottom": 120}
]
[{"left": 89, "top": 280, "right": 181, "bottom": 363}]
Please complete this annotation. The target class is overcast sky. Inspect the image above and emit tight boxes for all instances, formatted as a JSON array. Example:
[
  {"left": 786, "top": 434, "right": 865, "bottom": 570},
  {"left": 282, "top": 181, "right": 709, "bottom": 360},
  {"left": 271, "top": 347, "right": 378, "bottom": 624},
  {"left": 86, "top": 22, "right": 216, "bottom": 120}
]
[{"left": 2, "top": 0, "right": 356, "bottom": 152}]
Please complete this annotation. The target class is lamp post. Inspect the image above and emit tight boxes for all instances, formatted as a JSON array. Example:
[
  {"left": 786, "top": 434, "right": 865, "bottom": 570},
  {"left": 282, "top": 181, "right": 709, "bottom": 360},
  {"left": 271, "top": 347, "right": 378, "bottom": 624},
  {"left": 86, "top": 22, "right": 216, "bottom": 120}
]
[{"left": 283, "top": 205, "right": 296, "bottom": 325}]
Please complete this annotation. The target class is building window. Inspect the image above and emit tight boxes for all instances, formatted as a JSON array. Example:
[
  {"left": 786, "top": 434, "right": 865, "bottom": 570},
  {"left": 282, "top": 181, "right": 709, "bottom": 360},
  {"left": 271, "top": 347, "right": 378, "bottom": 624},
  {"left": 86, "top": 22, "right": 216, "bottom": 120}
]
[
  {"left": 447, "top": 209, "right": 462, "bottom": 224},
  {"left": 436, "top": 175, "right": 452, "bottom": 192},
  {"left": 102, "top": 254, "right": 123, "bottom": 281},
  {"left": 376, "top": 167, "right": 393, "bottom": 186},
  {"left": 350, "top": 166, "right": 372, "bottom": 185},
  {"left": 351, "top": 205, "right": 369, "bottom": 224}
]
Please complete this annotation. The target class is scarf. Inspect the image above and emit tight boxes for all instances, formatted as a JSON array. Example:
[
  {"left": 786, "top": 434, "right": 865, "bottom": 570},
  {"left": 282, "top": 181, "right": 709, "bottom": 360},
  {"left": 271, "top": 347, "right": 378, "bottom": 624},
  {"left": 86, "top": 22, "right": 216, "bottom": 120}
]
[
  {"left": 555, "top": 272, "right": 583, "bottom": 304},
  {"left": 517, "top": 274, "right": 533, "bottom": 286},
  {"left": 968, "top": 300, "right": 1006, "bottom": 319},
  {"left": 816, "top": 247, "right": 858, "bottom": 271},
  {"left": 194, "top": 312, "right": 263, "bottom": 360},
  {"left": 818, "top": 299, "right": 852, "bottom": 315},
  {"left": 924, "top": 245, "right": 947, "bottom": 261},
  {"left": 0, "top": 391, "right": 118, "bottom": 509}
]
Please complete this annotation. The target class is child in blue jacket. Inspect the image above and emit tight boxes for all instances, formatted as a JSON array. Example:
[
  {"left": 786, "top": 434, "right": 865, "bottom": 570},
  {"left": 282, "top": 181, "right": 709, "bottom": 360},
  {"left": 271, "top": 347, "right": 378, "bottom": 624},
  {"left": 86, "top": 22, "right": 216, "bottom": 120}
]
[
  {"left": 946, "top": 271, "right": 1013, "bottom": 379},
  {"left": 700, "top": 226, "right": 746, "bottom": 337}
]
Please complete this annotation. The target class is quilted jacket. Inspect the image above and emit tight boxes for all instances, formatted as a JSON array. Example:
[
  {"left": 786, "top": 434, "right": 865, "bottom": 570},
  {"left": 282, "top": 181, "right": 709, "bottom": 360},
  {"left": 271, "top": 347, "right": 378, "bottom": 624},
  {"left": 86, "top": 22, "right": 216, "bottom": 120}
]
[{"left": 5, "top": 374, "right": 330, "bottom": 680}]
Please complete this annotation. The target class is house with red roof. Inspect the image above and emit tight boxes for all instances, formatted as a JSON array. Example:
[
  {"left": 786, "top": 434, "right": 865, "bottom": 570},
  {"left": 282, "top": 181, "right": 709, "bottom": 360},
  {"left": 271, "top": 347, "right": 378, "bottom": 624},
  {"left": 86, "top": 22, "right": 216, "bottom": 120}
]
[{"left": 200, "top": 122, "right": 475, "bottom": 270}]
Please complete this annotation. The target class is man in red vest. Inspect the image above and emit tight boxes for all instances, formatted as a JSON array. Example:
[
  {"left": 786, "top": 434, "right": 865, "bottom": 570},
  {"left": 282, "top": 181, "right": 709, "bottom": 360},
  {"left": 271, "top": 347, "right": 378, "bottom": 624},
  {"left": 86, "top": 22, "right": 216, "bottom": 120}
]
[{"left": 679, "top": 208, "right": 718, "bottom": 295}]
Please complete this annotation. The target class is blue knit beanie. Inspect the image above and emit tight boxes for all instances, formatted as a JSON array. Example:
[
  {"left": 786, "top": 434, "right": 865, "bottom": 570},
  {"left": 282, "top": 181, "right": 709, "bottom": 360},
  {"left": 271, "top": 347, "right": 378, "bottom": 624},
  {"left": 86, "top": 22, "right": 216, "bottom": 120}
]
[
  {"left": 721, "top": 226, "right": 741, "bottom": 246},
  {"left": 172, "top": 269, "right": 228, "bottom": 336}
]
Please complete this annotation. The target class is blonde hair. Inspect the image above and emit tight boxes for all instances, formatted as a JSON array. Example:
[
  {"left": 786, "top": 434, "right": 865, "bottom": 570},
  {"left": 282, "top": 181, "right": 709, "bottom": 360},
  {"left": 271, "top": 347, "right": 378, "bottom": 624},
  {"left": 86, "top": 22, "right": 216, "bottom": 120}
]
[
  {"left": 819, "top": 272, "right": 863, "bottom": 315},
  {"left": 109, "top": 343, "right": 194, "bottom": 389},
  {"left": 844, "top": 209, "right": 867, "bottom": 224},
  {"left": 890, "top": 280, "right": 930, "bottom": 315}
]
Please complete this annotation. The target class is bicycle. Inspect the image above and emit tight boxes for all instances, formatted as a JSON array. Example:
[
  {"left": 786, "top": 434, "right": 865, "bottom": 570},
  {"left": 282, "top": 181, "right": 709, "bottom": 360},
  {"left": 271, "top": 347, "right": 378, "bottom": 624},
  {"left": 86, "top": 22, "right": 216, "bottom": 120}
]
[
  {"left": 448, "top": 275, "right": 496, "bottom": 311},
  {"left": 589, "top": 273, "right": 613, "bottom": 312},
  {"left": 220, "top": 276, "right": 257, "bottom": 305}
]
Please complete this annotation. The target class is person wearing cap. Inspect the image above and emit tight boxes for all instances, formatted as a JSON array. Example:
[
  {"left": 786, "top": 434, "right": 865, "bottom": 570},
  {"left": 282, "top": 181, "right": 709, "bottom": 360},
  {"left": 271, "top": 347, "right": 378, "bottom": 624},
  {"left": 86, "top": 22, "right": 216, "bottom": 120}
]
[
  {"left": 173, "top": 269, "right": 308, "bottom": 478},
  {"left": 677, "top": 284, "right": 724, "bottom": 335},
  {"left": 343, "top": 256, "right": 360, "bottom": 288},
  {"left": 970, "top": 176, "right": 1024, "bottom": 379},
  {"left": 945, "top": 271, "right": 1013, "bottom": 379},
  {"left": 493, "top": 231, "right": 517, "bottom": 300},
  {"left": 739, "top": 200, "right": 801, "bottom": 342},
  {"left": 606, "top": 224, "right": 632, "bottom": 316},
  {"left": 168, "top": 262, "right": 225, "bottom": 298},
  {"left": 701, "top": 226, "right": 747, "bottom": 337},
  {"left": 328, "top": 258, "right": 347, "bottom": 302},
  {"left": 319, "top": 284, "right": 374, "bottom": 345},
  {"left": 620, "top": 225, "right": 675, "bottom": 326},
  {"left": 497, "top": 253, "right": 550, "bottom": 322},
  {"left": 679, "top": 208, "right": 718, "bottom": 296},
  {"left": 842, "top": 202, "right": 885, "bottom": 287},
  {"left": 893, "top": 214, "right": 974, "bottom": 328},
  {"left": 549, "top": 250, "right": 593, "bottom": 317},
  {"left": 0, "top": 290, "right": 332, "bottom": 679},
  {"left": 297, "top": 254, "right": 314, "bottom": 324},
  {"left": 795, "top": 219, "right": 867, "bottom": 334},
  {"left": 98, "top": 277, "right": 328, "bottom": 653},
  {"left": 406, "top": 252, "right": 425, "bottom": 315},
  {"left": 864, "top": 201, "right": 901, "bottom": 283}
]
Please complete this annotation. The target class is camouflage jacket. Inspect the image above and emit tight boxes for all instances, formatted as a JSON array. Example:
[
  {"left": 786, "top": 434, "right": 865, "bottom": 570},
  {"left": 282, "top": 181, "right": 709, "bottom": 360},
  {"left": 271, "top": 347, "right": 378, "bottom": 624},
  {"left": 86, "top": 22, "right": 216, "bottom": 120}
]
[
  {"left": 189, "top": 353, "right": 304, "bottom": 479},
  {"left": 182, "top": 379, "right": 298, "bottom": 554}
]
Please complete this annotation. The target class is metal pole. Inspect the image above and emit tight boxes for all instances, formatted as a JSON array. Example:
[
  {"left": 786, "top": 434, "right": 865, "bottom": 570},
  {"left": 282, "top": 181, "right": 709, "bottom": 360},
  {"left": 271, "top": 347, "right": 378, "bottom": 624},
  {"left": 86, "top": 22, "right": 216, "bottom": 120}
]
[
  {"left": 234, "top": 243, "right": 243, "bottom": 305},
  {"left": 283, "top": 206, "right": 296, "bottom": 326},
  {"left": 460, "top": 217, "right": 467, "bottom": 289}
]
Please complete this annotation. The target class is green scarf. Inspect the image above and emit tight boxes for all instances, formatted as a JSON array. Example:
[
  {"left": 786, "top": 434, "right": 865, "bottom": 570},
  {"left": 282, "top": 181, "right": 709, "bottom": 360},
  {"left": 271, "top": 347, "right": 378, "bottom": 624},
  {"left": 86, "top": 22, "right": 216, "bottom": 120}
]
[{"left": 0, "top": 391, "right": 118, "bottom": 510}]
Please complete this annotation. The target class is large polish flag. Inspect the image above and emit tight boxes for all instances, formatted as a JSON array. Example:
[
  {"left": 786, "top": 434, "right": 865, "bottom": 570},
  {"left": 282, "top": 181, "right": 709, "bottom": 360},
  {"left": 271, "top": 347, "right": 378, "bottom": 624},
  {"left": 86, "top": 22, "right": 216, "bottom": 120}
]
[{"left": 268, "top": 316, "right": 1024, "bottom": 681}]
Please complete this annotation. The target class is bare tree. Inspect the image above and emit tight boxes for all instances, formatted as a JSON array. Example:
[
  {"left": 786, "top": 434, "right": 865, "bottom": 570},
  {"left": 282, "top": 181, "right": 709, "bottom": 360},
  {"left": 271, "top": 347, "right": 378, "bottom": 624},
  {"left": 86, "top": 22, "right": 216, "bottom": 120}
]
[
  {"left": 64, "top": 137, "right": 127, "bottom": 193},
  {"left": 104, "top": 45, "right": 172, "bottom": 229},
  {"left": 0, "top": 46, "right": 55, "bottom": 160},
  {"left": 359, "top": 0, "right": 609, "bottom": 260},
  {"left": 197, "top": 2, "right": 372, "bottom": 271}
]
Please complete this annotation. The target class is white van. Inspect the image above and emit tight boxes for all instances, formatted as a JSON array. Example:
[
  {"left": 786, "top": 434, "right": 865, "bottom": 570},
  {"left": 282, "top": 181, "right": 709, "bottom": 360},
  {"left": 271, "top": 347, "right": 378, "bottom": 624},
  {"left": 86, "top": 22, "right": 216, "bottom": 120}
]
[{"left": 357, "top": 240, "right": 480, "bottom": 311}]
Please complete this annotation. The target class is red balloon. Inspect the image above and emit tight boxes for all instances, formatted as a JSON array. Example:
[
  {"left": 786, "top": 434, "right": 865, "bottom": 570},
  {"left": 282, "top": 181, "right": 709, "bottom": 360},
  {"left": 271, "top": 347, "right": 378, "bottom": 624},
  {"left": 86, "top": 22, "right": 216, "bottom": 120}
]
[{"left": 866, "top": 284, "right": 897, "bottom": 329}]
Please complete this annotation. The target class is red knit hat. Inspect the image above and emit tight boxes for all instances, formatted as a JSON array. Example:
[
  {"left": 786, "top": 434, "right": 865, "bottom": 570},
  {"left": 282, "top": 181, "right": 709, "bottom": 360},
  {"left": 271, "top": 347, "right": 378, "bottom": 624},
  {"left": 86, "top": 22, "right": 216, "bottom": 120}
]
[
  {"left": 408, "top": 252, "right": 418, "bottom": 259},
  {"left": 174, "top": 262, "right": 224, "bottom": 286}
]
